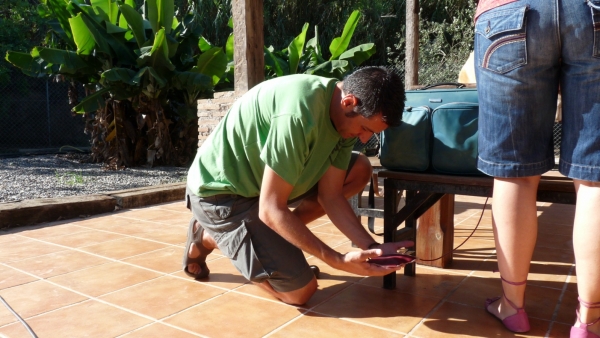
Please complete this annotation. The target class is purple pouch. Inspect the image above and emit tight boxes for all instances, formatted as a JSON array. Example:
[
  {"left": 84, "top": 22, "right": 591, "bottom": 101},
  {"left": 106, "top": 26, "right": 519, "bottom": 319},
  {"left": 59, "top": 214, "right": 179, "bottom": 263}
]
[{"left": 369, "top": 254, "right": 416, "bottom": 267}]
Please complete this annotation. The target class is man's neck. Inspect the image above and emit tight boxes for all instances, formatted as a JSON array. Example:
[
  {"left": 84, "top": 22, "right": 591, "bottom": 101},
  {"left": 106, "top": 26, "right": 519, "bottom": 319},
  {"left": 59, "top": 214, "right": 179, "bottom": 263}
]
[{"left": 329, "top": 82, "right": 345, "bottom": 130}]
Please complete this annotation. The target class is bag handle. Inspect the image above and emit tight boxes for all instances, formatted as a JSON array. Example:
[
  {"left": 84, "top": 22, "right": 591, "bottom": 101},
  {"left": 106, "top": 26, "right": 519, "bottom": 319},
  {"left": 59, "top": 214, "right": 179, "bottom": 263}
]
[{"left": 418, "top": 82, "right": 466, "bottom": 90}]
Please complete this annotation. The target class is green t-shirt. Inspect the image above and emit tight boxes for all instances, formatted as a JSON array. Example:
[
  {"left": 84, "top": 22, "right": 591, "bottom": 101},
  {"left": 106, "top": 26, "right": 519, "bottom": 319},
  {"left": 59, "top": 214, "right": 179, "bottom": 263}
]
[{"left": 187, "top": 74, "right": 356, "bottom": 200}]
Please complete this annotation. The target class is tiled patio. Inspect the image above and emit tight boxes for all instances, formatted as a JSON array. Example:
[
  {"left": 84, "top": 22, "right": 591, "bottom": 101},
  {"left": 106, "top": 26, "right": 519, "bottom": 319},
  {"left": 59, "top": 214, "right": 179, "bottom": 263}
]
[{"left": 0, "top": 190, "right": 577, "bottom": 337}]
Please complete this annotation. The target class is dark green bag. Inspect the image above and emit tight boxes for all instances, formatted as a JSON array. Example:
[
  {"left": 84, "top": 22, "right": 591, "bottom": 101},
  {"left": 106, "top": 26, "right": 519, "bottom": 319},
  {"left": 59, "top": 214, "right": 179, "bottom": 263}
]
[
  {"left": 431, "top": 102, "right": 480, "bottom": 175},
  {"left": 379, "top": 106, "right": 431, "bottom": 171},
  {"left": 379, "top": 83, "right": 483, "bottom": 175}
]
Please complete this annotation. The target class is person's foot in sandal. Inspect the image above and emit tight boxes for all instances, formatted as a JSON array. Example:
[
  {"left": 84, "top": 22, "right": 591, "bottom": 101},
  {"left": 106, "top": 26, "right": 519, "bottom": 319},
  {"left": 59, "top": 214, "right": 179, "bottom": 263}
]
[{"left": 183, "top": 220, "right": 215, "bottom": 279}]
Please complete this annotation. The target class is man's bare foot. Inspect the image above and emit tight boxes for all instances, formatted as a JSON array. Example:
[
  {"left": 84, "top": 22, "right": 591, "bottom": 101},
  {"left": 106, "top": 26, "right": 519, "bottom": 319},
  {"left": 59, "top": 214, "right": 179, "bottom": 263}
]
[{"left": 183, "top": 220, "right": 214, "bottom": 279}]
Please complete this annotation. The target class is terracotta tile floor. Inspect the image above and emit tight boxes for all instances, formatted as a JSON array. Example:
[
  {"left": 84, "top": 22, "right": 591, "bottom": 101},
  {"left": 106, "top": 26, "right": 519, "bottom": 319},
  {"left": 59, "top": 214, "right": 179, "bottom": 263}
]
[{"left": 0, "top": 192, "right": 577, "bottom": 337}]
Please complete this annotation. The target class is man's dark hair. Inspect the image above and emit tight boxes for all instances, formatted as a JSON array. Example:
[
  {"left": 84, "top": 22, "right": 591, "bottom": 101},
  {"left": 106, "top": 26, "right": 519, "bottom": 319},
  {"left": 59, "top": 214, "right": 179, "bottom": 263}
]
[{"left": 341, "top": 66, "right": 405, "bottom": 127}]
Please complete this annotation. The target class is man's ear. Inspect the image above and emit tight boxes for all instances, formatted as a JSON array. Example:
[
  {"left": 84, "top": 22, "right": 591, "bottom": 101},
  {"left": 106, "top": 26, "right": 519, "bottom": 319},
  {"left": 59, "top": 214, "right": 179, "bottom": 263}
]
[{"left": 341, "top": 94, "right": 358, "bottom": 108}]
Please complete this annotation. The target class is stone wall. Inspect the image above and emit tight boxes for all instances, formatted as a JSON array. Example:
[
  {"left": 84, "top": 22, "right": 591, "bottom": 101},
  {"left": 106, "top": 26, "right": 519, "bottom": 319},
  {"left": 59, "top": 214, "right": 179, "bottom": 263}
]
[{"left": 196, "top": 91, "right": 240, "bottom": 148}]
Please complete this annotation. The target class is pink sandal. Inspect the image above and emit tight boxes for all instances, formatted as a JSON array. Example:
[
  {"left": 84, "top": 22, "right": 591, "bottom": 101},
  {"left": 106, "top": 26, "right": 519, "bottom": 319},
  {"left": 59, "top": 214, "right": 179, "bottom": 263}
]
[
  {"left": 570, "top": 297, "right": 600, "bottom": 338},
  {"left": 485, "top": 276, "right": 530, "bottom": 333}
]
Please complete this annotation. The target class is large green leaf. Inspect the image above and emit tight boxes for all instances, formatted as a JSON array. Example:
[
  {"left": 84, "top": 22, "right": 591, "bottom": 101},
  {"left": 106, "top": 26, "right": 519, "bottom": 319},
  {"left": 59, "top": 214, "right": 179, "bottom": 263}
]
[
  {"left": 198, "top": 36, "right": 213, "bottom": 52},
  {"left": 72, "top": 87, "right": 110, "bottom": 114},
  {"left": 172, "top": 71, "right": 211, "bottom": 91},
  {"left": 133, "top": 66, "right": 167, "bottom": 88},
  {"left": 193, "top": 47, "right": 227, "bottom": 86},
  {"left": 264, "top": 46, "right": 286, "bottom": 77},
  {"left": 44, "top": 0, "right": 76, "bottom": 47},
  {"left": 78, "top": 13, "right": 113, "bottom": 57},
  {"left": 225, "top": 33, "right": 234, "bottom": 61},
  {"left": 329, "top": 10, "right": 361, "bottom": 60},
  {"left": 137, "top": 29, "right": 175, "bottom": 75},
  {"left": 306, "top": 26, "right": 321, "bottom": 59},
  {"left": 5, "top": 51, "right": 42, "bottom": 75},
  {"left": 100, "top": 68, "right": 140, "bottom": 99},
  {"left": 91, "top": 0, "right": 119, "bottom": 24},
  {"left": 166, "top": 33, "right": 179, "bottom": 59},
  {"left": 105, "top": 21, "right": 128, "bottom": 34},
  {"left": 147, "top": 0, "right": 174, "bottom": 34},
  {"left": 118, "top": 0, "right": 136, "bottom": 29},
  {"left": 172, "top": 71, "right": 212, "bottom": 105},
  {"left": 306, "top": 60, "right": 349, "bottom": 79},
  {"left": 338, "top": 43, "right": 376, "bottom": 66},
  {"left": 74, "top": 5, "right": 137, "bottom": 64},
  {"left": 36, "top": 47, "right": 90, "bottom": 72},
  {"left": 118, "top": 2, "right": 146, "bottom": 48},
  {"left": 69, "top": 14, "right": 95, "bottom": 55},
  {"left": 101, "top": 68, "right": 137, "bottom": 85},
  {"left": 288, "top": 23, "right": 309, "bottom": 75}
]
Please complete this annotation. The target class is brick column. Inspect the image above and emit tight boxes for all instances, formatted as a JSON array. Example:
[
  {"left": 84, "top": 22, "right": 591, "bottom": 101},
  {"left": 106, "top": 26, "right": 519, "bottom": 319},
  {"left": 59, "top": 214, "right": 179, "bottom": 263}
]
[{"left": 196, "top": 91, "right": 240, "bottom": 147}]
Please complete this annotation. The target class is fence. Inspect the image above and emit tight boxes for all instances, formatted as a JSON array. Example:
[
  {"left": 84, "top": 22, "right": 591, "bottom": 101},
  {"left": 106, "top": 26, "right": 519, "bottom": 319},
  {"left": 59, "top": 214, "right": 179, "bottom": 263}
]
[{"left": 0, "top": 72, "right": 90, "bottom": 155}]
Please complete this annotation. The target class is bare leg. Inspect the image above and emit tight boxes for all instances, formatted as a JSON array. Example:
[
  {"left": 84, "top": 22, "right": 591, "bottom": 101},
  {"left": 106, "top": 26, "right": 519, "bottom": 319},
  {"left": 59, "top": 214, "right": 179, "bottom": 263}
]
[
  {"left": 293, "top": 153, "right": 372, "bottom": 224},
  {"left": 254, "top": 277, "right": 318, "bottom": 305},
  {"left": 252, "top": 155, "right": 370, "bottom": 304},
  {"left": 187, "top": 222, "right": 218, "bottom": 275},
  {"left": 573, "top": 180, "right": 600, "bottom": 335},
  {"left": 487, "top": 176, "right": 540, "bottom": 319}
]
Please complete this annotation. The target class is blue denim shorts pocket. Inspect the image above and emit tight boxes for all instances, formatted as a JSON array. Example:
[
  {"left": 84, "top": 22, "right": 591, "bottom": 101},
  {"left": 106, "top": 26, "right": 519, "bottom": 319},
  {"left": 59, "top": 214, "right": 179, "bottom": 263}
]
[
  {"left": 475, "top": 6, "right": 528, "bottom": 74},
  {"left": 588, "top": 0, "right": 600, "bottom": 57}
]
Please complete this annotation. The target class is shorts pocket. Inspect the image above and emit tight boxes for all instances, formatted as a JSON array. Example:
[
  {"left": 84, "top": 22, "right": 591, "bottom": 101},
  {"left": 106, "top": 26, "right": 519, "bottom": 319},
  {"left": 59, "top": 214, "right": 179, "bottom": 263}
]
[
  {"left": 215, "top": 222, "right": 249, "bottom": 259},
  {"left": 475, "top": 5, "right": 528, "bottom": 74},
  {"left": 588, "top": 0, "right": 600, "bottom": 57}
]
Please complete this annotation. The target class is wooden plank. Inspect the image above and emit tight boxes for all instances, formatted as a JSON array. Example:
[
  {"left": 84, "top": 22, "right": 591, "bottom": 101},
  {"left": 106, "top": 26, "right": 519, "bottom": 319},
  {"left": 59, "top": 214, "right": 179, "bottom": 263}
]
[
  {"left": 232, "top": 0, "right": 265, "bottom": 95},
  {"left": 405, "top": 0, "right": 419, "bottom": 88},
  {"left": 416, "top": 194, "right": 454, "bottom": 268}
]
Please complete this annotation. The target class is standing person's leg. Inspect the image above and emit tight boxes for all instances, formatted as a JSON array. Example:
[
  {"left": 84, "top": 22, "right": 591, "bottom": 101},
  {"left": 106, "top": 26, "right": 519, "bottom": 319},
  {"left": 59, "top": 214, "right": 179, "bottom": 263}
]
[
  {"left": 559, "top": 0, "right": 600, "bottom": 335},
  {"left": 572, "top": 181, "right": 600, "bottom": 337},
  {"left": 474, "top": 0, "right": 560, "bottom": 332},
  {"left": 486, "top": 176, "right": 539, "bottom": 329}
]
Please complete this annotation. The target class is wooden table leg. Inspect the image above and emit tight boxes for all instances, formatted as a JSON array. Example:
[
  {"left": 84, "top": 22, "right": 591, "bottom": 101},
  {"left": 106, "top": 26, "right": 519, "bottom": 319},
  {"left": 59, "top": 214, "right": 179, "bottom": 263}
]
[
  {"left": 416, "top": 194, "right": 455, "bottom": 268},
  {"left": 383, "top": 179, "right": 400, "bottom": 289}
]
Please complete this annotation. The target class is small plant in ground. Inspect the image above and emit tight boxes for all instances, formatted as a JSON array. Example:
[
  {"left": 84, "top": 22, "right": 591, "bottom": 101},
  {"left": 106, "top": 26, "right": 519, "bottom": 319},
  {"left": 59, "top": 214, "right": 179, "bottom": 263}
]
[{"left": 55, "top": 171, "right": 85, "bottom": 186}]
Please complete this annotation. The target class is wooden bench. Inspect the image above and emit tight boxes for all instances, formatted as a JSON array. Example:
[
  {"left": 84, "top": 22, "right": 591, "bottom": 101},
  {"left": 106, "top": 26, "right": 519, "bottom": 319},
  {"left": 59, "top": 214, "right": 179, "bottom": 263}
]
[{"left": 350, "top": 170, "right": 576, "bottom": 289}]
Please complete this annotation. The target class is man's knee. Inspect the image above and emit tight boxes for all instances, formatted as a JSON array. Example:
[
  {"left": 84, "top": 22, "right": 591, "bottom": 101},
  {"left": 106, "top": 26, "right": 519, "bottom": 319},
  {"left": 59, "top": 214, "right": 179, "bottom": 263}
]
[
  {"left": 278, "top": 277, "right": 318, "bottom": 305},
  {"left": 347, "top": 153, "right": 373, "bottom": 186}
]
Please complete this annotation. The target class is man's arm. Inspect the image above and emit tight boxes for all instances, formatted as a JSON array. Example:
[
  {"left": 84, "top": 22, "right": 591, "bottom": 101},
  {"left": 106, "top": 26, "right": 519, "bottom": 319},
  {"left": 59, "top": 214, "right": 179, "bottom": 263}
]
[
  {"left": 316, "top": 163, "right": 414, "bottom": 255},
  {"left": 259, "top": 166, "right": 341, "bottom": 263},
  {"left": 259, "top": 166, "right": 403, "bottom": 276}
]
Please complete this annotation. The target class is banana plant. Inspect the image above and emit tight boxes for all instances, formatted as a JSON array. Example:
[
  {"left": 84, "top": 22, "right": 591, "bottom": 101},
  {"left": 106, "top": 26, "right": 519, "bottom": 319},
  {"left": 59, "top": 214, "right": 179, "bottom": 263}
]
[
  {"left": 264, "top": 10, "right": 376, "bottom": 80},
  {"left": 5, "top": 0, "right": 227, "bottom": 168}
]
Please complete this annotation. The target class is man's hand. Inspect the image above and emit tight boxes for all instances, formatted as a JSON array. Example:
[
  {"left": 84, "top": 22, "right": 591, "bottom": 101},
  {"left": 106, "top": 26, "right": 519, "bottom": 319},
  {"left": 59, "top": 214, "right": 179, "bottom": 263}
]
[
  {"left": 370, "top": 240, "right": 414, "bottom": 255},
  {"left": 333, "top": 240, "right": 415, "bottom": 276}
]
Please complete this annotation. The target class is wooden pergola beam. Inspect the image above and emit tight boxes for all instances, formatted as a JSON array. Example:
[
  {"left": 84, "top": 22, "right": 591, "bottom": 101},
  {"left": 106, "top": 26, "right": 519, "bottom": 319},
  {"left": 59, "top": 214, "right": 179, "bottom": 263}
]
[
  {"left": 232, "top": 0, "right": 265, "bottom": 96},
  {"left": 405, "top": 0, "right": 419, "bottom": 89}
]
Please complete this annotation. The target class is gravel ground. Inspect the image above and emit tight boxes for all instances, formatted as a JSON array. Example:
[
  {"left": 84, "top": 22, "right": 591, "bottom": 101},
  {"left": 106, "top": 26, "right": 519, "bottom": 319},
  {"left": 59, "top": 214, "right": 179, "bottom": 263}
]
[{"left": 0, "top": 153, "right": 188, "bottom": 203}]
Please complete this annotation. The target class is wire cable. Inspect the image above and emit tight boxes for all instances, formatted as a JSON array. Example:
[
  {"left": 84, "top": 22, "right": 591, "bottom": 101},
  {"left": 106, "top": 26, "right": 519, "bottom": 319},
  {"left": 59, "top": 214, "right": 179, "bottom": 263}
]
[{"left": 0, "top": 296, "right": 38, "bottom": 338}]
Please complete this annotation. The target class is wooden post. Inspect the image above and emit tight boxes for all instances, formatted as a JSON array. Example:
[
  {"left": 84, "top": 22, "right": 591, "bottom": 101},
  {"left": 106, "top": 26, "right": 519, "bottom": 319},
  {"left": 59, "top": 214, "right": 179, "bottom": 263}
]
[
  {"left": 405, "top": 0, "right": 419, "bottom": 88},
  {"left": 416, "top": 194, "right": 454, "bottom": 268},
  {"left": 406, "top": 0, "right": 454, "bottom": 268},
  {"left": 232, "top": 0, "right": 265, "bottom": 96}
]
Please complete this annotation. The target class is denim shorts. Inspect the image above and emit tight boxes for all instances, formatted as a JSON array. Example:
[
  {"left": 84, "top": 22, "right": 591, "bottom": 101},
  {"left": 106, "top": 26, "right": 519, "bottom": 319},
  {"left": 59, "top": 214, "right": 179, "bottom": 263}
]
[
  {"left": 185, "top": 151, "right": 361, "bottom": 292},
  {"left": 475, "top": 0, "right": 600, "bottom": 181}
]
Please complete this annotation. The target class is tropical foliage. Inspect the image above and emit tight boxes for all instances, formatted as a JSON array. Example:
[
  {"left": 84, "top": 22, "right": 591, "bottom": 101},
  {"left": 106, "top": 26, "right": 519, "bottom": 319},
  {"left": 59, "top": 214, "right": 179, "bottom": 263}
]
[
  {"left": 4, "top": 0, "right": 476, "bottom": 167},
  {"left": 0, "top": 0, "right": 50, "bottom": 88},
  {"left": 6, "top": 0, "right": 227, "bottom": 168},
  {"left": 263, "top": 10, "right": 375, "bottom": 80},
  {"left": 389, "top": 0, "right": 476, "bottom": 84}
]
